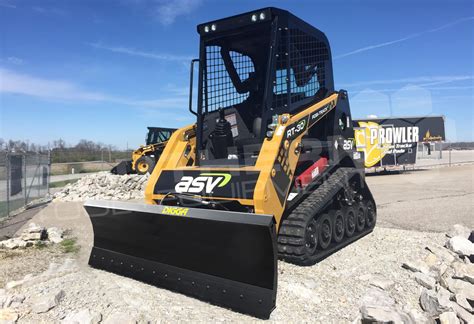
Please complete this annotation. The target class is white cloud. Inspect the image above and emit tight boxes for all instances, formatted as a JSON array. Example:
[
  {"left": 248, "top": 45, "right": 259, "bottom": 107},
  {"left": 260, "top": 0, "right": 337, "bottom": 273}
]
[
  {"left": 0, "top": 1, "right": 15, "bottom": 8},
  {"left": 89, "top": 42, "right": 192, "bottom": 62},
  {"left": 340, "top": 75, "right": 473, "bottom": 88},
  {"left": 154, "top": 0, "right": 202, "bottom": 26},
  {"left": 31, "top": 6, "right": 66, "bottom": 16},
  {"left": 6, "top": 57, "right": 24, "bottom": 65},
  {"left": 391, "top": 85, "right": 433, "bottom": 116},
  {"left": 335, "top": 16, "right": 474, "bottom": 59},
  {"left": 0, "top": 68, "right": 188, "bottom": 110},
  {"left": 351, "top": 89, "right": 391, "bottom": 118}
]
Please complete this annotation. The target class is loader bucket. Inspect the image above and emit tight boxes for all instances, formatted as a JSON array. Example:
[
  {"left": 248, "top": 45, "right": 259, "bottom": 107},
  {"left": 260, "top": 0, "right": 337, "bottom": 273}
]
[
  {"left": 84, "top": 200, "right": 278, "bottom": 319},
  {"left": 110, "top": 160, "right": 133, "bottom": 175}
]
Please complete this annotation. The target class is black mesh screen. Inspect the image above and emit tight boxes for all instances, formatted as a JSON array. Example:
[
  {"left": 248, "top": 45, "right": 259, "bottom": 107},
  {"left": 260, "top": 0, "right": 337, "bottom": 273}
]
[
  {"left": 273, "top": 28, "right": 328, "bottom": 110},
  {"left": 272, "top": 28, "right": 288, "bottom": 111},
  {"left": 203, "top": 46, "right": 255, "bottom": 112}
]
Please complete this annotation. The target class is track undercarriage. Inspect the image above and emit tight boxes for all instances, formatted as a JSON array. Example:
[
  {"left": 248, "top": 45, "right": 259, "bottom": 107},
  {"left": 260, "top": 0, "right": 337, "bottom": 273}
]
[{"left": 278, "top": 168, "right": 376, "bottom": 265}]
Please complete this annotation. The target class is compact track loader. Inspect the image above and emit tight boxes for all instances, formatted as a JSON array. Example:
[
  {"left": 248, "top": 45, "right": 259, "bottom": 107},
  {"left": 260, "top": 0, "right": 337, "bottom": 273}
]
[
  {"left": 111, "top": 127, "right": 175, "bottom": 175},
  {"left": 85, "top": 8, "right": 376, "bottom": 319}
]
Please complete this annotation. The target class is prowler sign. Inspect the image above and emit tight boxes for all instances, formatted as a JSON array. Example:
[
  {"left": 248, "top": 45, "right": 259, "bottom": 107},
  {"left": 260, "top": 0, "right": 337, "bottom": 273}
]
[{"left": 353, "top": 116, "right": 445, "bottom": 168}]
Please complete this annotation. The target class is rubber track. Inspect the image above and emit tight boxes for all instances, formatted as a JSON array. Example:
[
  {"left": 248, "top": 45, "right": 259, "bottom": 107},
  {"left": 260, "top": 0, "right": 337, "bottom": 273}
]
[{"left": 277, "top": 167, "right": 375, "bottom": 265}]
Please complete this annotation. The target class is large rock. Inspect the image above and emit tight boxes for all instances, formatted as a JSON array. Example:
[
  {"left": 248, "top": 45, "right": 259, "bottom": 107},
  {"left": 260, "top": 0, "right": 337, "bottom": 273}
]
[
  {"left": 425, "top": 245, "right": 456, "bottom": 264},
  {"left": 369, "top": 276, "right": 395, "bottom": 290},
  {"left": 360, "top": 287, "right": 396, "bottom": 308},
  {"left": 0, "top": 308, "right": 19, "bottom": 324},
  {"left": 23, "top": 222, "right": 43, "bottom": 234},
  {"left": 21, "top": 223, "right": 46, "bottom": 241},
  {"left": 0, "top": 238, "right": 31, "bottom": 249},
  {"left": 102, "top": 312, "right": 137, "bottom": 324},
  {"left": 414, "top": 272, "right": 436, "bottom": 289},
  {"left": 30, "top": 290, "right": 65, "bottom": 314},
  {"left": 446, "top": 236, "right": 474, "bottom": 258},
  {"left": 454, "top": 293, "right": 473, "bottom": 313},
  {"left": 359, "top": 305, "right": 413, "bottom": 324},
  {"left": 359, "top": 288, "right": 413, "bottom": 324},
  {"left": 445, "top": 278, "right": 474, "bottom": 299},
  {"left": 46, "top": 227, "right": 64, "bottom": 244},
  {"left": 439, "top": 311, "right": 460, "bottom": 324},
  {"left": 62, "top": 309, "right": 102, "bottom": 324},
  {"left": 402, "top": 260, "right": 430, "bottom": 274},
  {"left": 436, "top": 285, "right": 454, "bottom": 310},
  {"left": 4, "top": 294, "right": 25, "bottom": 308},
  {"left": 5, "top": 279, "right": 25, "bottom": 290},
  {"left": 420, "top": 288, "right": 451, "bottom": 316},
  {"left": 447, "top": 224, "right": 472, "bottom": 240},
  {"left": 0, "top": 289, "right": 6, "bottom": 308},
  {"left": 450, "top": 302, "right": 474, "bottom": 323},
  {"left": 451, "top": 261, "right": 474, "bottom": 284},
  {"left": 406, "top": 308, "right": 434, "bottom": 324}
]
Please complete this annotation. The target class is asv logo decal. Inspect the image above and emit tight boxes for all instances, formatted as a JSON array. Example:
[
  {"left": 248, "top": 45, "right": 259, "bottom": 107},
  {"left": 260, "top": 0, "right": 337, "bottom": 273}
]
[
  {"left": 343, "top": 139, "right": 354, "bottom": 150},
  {"left": 175, "top": 173, "right": 232, "bottom": 194}
]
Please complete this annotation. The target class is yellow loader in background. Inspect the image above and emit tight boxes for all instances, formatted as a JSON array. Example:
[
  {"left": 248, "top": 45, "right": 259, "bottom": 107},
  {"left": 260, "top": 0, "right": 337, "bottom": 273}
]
[{"left": 111, "top": 127, "right": 175, "bottom": 175}]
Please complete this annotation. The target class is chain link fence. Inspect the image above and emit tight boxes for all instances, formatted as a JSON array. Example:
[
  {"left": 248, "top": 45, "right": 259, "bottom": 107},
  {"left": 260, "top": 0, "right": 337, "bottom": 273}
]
[{"left": 0, "top": 151, "right": 51, "bottom": 218}]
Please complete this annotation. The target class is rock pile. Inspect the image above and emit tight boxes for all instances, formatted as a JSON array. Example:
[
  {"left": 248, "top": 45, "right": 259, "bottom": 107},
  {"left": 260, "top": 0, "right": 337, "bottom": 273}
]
[
  {"left": 0, "top": 223, "right": 64, "bottom": 250},
  {"left": 1, "top": 259, "right": 78, "bottom": 323},
  {"left": 357, "top": 224, "right": 474, "bottom": 324},
  {"left": 53, "top": 172, "right": 149, "bottom": 202}
]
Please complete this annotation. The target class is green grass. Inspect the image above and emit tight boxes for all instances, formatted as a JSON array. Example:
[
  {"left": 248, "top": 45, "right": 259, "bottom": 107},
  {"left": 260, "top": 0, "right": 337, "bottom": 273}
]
[
  {"left": 49, "top": 178, "right": 79, "bottom": 188},
  {"left": 35, "top": 241, "right": 48, "bottom": 249},
  {"left": 60, "top": 238, "right": 80, "bottom": 254}
]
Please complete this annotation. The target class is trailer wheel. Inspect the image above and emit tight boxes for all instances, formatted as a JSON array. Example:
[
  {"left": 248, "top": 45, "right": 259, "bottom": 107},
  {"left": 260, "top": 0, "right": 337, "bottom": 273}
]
[
  {"left": 332, "top": 210, "right": 345, "bottom": 243},
  {"left": 318, "top": 213, "right": 332, "bottom": 249},
  {"left": 344, "top": 206, "right": 356, "bottom": 238},
  {"left": 136, "top": 156, "right": 155, "bottom": 175}
]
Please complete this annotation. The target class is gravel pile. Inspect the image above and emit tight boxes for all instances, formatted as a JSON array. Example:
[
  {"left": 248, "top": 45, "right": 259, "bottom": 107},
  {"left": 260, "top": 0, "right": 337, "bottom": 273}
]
[
  {"left": 356, "top": 224, "right": 474, "bottom": 324},
  {"left": 53, "top": 172, "right": 149, "bottom": 202}
]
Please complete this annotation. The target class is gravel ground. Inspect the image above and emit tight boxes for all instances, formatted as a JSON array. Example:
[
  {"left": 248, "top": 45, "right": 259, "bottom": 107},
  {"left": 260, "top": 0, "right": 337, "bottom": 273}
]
[
  {"left": 0, "top": 245, "right": 67, "bottom": 288},
  {"left": 4, "top": 226, "right": 446, "bottom": 323},
  {"left": 1, "top": 165, "right": 471, "bottom": 322}
]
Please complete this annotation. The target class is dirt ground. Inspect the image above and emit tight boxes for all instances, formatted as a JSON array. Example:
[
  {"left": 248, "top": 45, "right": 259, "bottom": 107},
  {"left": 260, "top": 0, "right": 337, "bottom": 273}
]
[{"left": 0, "top": 164, "right": 472, "bottom": 322}]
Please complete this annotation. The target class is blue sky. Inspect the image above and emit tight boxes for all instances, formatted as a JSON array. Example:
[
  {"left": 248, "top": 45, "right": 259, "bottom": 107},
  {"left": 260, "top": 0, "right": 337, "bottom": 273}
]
[{"left": 0, "top": 0, "right": 473, "bottom": 149}]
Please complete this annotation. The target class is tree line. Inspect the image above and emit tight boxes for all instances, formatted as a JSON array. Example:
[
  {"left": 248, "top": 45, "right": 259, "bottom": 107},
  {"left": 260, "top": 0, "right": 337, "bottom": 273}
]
[{"left": 0, "top": 138, "right": 131, "bottom": 163}]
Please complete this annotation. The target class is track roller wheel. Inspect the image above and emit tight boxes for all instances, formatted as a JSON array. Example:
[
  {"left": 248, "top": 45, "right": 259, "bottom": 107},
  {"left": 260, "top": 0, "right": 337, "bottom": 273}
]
[
  {"left": 278, "top": 167, "right": 376, "bottom": 266},
  {"left": 365, "top": 200, "right": 377, "bottom": 229},
  {"left": 318, "top": 213, "right": 332, "bottom": 249},
  {"left": 344, "top": 206, "right": 356, "bottom": 238},
  {"left": 304, "top": 218, "right": 318, "bottom": 255},
  {"left": 332, "top": 210, "right": 345, "bottom": 243},
  {"left": 355, "top": 203, "right": 366, "bottom": 232}
]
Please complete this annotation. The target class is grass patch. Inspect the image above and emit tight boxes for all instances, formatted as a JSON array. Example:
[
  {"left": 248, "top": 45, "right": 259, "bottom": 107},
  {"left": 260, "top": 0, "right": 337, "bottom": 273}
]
[
  {"left": 60, "top": 238, "right": 80, "bottom": 254},
  {"left": 35, "top": 241, "right": 48, "bottom": 249},
  {"left": 49, "top": 178, "right": 79, "bottom": 188}
]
